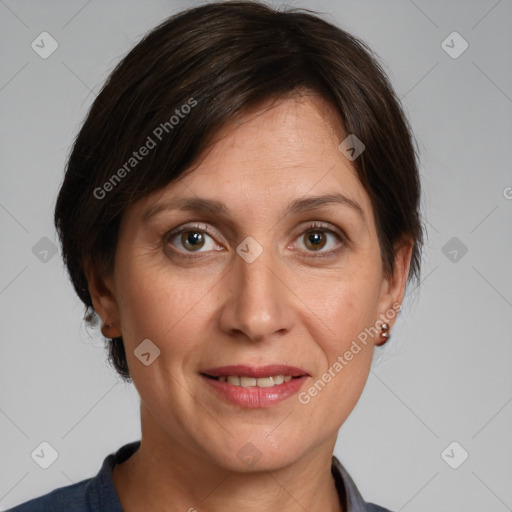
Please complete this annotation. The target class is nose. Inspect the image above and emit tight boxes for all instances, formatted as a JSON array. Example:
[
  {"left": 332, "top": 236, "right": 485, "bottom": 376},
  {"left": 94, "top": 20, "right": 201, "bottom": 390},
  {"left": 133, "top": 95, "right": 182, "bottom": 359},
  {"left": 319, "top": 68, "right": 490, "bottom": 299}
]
[{"left": 218, "top": 241, "right": 294, "bottom": 343}]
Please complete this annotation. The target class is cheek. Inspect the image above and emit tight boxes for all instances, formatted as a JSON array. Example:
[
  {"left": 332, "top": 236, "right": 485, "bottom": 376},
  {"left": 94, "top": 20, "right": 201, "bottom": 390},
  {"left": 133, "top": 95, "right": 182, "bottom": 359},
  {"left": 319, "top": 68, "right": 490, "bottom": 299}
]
[
  {"left": 113, "top": 261, "right": 214, "bottom": 406},
  {"left": 312, "top": 267, "right": 382, "bottom": 351},
  {"left": 302, "top": 263, "right": 381, "bottom": 403},
  {"left": 320, "top": 287, "right": 377, "bottom": 376},
  {"left": 114, "top": 254, "right": 217, "bottom": 358},
  {"left": 298, "top": 282, "right": 378, "bottom": 427}
]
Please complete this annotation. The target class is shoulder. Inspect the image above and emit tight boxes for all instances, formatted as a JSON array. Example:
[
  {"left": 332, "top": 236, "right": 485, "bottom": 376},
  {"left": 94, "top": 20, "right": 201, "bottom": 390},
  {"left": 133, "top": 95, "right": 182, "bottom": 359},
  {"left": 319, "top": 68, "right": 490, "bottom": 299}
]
[
  {"left": 6, "top": 479, "right": 92, "bottom": 512},
  {"left": 7, "top": 441, "right": 140, "bottom": 512}
]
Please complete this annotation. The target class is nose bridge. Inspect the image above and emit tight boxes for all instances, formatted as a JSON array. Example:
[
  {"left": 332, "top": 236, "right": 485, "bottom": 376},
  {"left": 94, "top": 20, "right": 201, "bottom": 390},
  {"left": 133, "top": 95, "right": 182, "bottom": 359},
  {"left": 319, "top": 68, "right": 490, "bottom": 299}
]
[{"left": 221, "top": 236, "right": 290, "bottom": 341}]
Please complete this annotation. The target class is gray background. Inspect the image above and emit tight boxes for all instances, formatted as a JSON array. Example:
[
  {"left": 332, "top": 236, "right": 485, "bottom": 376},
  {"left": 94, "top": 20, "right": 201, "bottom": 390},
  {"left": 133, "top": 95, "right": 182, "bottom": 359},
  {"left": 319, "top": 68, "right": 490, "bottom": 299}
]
[{"left": 1, "top": 0, "right": 511, "bottom": 510}]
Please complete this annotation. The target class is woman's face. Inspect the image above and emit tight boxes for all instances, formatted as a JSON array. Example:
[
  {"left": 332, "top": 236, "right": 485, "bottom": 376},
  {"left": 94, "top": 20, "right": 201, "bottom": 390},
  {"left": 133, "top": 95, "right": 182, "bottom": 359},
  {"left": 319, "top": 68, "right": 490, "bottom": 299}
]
[{"left": 92, "top": 94, "right": 410, "bottom": 471}]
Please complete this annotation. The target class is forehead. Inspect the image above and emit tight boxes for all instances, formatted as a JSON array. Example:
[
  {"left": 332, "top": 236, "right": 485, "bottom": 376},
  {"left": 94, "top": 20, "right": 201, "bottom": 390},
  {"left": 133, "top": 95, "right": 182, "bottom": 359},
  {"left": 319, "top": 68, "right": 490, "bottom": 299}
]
[
  {"left": 192, "top": 94, "right": 350, "bottom": 177},
  {"left": 134, "top": 95, "right": 374, "bottom": 222}
]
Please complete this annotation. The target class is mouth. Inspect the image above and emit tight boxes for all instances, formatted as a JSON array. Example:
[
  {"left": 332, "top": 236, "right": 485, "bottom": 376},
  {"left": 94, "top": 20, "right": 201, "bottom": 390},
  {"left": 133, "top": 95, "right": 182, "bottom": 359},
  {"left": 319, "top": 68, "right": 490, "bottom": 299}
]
[{"left": 199, "top": 365, "right": 309, "bottom": 407}]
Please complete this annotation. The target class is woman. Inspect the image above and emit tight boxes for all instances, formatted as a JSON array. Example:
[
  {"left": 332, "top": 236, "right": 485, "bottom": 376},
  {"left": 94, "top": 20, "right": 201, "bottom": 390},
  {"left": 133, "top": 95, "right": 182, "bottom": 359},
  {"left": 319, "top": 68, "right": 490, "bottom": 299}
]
[{"left": 9, "top": 1, "right": 422, "bottom": 511}]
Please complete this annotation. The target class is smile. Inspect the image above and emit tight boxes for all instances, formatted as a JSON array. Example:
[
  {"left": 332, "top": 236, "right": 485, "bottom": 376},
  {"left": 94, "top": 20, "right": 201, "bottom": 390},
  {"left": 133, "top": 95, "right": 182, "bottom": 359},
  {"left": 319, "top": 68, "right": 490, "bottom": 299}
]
[{"left": 200, "top": 365, "right": 309, "bottom": 408}]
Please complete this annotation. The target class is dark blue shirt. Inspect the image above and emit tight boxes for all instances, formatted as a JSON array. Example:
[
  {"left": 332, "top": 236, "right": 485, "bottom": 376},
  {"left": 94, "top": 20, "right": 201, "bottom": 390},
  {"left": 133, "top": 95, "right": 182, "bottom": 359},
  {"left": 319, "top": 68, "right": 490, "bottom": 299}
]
[{"left": 7, "top": 441, "right": 393, "bottom": 511}]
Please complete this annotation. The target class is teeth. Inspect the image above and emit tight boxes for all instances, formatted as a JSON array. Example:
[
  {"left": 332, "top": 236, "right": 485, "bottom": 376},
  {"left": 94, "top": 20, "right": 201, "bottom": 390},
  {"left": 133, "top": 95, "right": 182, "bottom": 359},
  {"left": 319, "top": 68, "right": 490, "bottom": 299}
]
[
  {"left": 240, "top": 376, "right": 257, "bottom": 387},
  {"left": 255, "top": 377, "right": 275, "bottom": 388},
  {"left": 215, "top": 375, "right": 297, "bottom": 387}
]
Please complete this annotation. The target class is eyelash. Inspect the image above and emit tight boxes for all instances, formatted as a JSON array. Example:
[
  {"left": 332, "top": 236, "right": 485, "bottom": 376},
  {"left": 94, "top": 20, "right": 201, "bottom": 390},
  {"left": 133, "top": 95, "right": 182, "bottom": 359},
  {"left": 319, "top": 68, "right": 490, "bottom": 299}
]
[{"left": 163, "top": 221, "right": 346, "bottom": 260}]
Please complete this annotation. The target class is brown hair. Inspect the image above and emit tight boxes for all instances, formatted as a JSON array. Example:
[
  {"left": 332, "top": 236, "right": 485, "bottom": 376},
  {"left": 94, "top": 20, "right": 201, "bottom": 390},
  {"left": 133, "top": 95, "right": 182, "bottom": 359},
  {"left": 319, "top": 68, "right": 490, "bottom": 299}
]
[{"left": 55, "top": 1, "right": 423, "bottom": 381}]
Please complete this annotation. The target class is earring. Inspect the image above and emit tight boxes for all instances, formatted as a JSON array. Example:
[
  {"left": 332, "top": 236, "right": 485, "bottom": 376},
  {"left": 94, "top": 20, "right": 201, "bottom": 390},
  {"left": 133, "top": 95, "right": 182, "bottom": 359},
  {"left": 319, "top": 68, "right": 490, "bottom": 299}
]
[
  {"left": 101, "top": 321, "right": 116, "bottom": 337},
  {"left": 380, "top": 323, "right": 390, "bottom": 343}
]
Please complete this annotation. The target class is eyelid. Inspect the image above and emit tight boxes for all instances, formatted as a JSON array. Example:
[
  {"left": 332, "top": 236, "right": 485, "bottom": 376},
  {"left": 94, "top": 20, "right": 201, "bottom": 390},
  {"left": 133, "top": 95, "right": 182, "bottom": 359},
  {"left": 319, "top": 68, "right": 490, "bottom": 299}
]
[{"left": 294, "top": 221, "right": 346, "bottom": 241}]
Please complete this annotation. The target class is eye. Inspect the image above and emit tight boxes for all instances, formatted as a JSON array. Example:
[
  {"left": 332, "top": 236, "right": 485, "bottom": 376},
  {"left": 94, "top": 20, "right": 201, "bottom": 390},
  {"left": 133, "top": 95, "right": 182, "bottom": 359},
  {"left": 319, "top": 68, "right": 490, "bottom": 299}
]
[
  {"left": 165, "top": 223, "right": 222, "bottom": 256},
  {"left": 294, "top": 222, "right": 344, "bottom": 257}
]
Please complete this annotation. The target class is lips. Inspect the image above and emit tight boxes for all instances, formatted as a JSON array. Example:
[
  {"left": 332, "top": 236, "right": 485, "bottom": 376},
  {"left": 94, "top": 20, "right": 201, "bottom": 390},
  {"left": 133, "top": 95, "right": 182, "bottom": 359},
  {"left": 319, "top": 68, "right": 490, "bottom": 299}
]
[{"left": 200, "top": 364, "right": 310, "bottom": 407}]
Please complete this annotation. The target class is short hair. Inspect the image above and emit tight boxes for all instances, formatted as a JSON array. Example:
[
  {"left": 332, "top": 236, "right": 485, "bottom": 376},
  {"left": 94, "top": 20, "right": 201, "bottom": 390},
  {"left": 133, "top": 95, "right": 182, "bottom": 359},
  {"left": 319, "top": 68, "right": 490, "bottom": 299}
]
[{"left": 54, "top": 1, "right": 423, "bottom": 381}]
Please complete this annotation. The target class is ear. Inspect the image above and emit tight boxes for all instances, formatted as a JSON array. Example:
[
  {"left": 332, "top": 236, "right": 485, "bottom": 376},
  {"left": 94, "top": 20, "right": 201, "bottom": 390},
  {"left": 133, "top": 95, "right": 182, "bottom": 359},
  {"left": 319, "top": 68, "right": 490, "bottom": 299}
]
[
  {"left": 375, "top": 239, "right": 413, "bottom": 346},
  {"left": 84, "top": 258, "right": 122, "bottom": 338}
]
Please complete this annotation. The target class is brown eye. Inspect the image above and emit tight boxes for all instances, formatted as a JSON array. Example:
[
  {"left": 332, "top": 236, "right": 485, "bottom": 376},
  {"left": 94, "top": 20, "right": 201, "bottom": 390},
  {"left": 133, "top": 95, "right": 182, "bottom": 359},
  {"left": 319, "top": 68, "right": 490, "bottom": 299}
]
[
  {"left": 165, "top": 224, "right": 221, "bottom": 256},
  {"left": 295, "top": 223, "right": 344, "bottom": 258}
]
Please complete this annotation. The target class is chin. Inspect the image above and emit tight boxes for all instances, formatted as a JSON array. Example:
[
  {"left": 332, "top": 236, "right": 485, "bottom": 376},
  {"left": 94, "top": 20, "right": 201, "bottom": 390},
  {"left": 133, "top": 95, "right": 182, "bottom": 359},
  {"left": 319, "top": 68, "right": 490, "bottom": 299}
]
[{"left": 203, "top": 432, "right": 311, "bottom": 473}]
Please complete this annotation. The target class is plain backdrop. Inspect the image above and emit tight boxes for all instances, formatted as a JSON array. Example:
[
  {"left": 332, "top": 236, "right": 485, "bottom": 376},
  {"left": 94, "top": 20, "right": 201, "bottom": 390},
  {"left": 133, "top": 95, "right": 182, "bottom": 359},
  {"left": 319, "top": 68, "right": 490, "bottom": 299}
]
[{"left": 1, "top": 1, "right": 511, "bottom": 511}]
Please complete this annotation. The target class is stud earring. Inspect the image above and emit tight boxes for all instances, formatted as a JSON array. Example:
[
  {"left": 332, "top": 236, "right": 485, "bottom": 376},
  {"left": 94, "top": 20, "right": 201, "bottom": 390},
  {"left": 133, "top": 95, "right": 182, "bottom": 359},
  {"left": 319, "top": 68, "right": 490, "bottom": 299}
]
[{"left": 380, "top": 323, "right": 390, "bottom": 343}]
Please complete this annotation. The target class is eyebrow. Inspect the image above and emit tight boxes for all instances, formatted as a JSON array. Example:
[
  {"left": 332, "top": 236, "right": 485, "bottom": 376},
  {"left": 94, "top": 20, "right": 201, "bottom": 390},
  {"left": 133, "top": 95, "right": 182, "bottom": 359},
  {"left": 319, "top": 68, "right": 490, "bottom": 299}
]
[{"left": 142, "top": 192, "right": 364, "bottom": 222}]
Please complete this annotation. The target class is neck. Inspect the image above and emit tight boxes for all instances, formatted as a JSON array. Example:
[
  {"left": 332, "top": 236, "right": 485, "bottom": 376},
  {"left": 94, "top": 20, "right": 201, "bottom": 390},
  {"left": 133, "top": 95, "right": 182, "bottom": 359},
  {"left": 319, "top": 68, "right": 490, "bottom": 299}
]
[{"left": 113, "top": 411, "right": 343, "bottom": 512}]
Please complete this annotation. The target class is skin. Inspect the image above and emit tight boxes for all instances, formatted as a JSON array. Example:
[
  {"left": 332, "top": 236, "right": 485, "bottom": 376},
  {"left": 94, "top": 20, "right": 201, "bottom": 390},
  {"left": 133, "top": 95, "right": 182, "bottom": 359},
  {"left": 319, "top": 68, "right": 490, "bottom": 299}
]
[{"left": 87, "top": 93, "right": 412, "bottom": 512}]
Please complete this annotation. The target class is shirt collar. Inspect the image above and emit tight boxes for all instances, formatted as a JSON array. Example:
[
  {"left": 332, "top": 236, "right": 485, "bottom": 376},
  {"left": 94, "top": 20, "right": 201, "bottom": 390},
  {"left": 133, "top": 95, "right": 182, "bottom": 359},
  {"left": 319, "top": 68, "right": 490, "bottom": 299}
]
[{"left": 332, "top": 455, "right": 375, "bottom": 511}]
